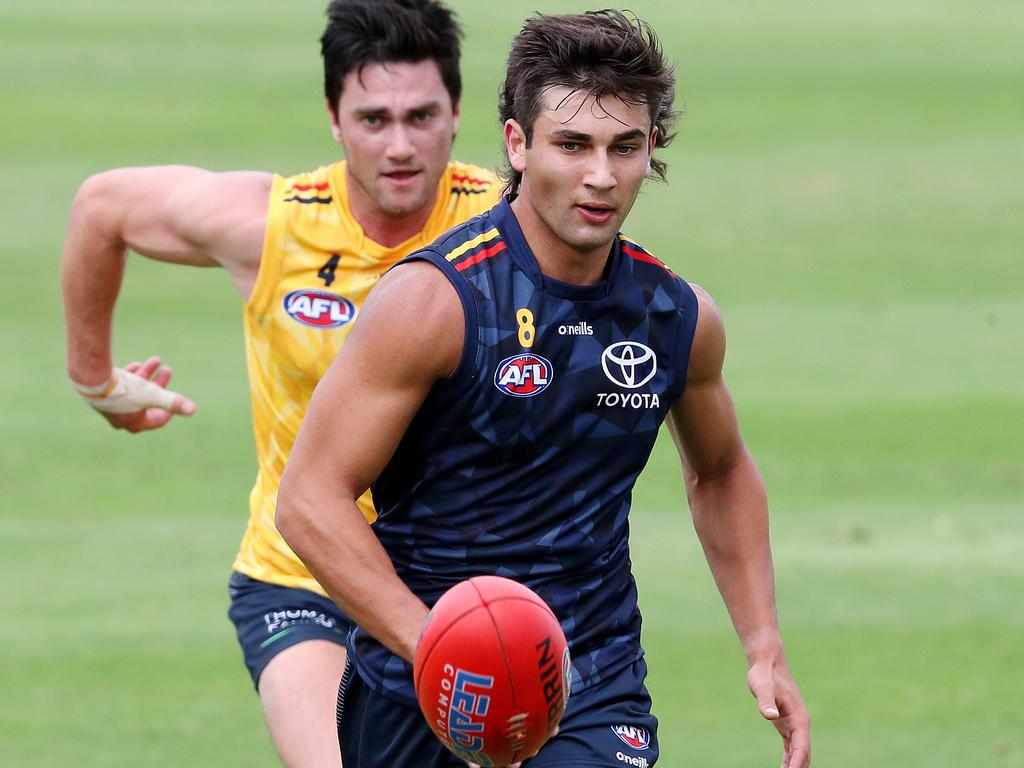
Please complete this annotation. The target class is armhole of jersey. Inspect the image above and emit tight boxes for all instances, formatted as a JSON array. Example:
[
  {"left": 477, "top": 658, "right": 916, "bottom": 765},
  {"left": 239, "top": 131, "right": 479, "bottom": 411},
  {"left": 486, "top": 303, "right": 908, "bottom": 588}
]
[
  {"left": 399, "top": 250, "right": 480, "bottom": 393},
  {"left": 245, "top": 174, "right": 287, "bottom": 317},
  {"left": 670, "top": 279, "right": 701, "bottom": 403}
]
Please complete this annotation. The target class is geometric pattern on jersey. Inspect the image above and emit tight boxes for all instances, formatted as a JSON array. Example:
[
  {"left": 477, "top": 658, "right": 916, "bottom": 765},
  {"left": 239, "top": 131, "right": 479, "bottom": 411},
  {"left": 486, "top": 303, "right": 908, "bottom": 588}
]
[
  {"left": 234, "top": 161, "right": 500, "bottom": 594},
  {"left": 352, "top": 197, "right": 698, "bottom": 704}
]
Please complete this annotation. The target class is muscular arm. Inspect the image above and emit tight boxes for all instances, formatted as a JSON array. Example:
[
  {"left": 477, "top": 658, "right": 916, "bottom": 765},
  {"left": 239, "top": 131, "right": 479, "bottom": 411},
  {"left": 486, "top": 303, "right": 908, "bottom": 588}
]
[
  {"left": 276, "top": 260, "right": 463, "bottom": 663},
  {"left": 60, "top": 166, "right": 271, "bottom": 428},
  {"left": 668, "top": 285, "right": 810, "bottom": 767}
]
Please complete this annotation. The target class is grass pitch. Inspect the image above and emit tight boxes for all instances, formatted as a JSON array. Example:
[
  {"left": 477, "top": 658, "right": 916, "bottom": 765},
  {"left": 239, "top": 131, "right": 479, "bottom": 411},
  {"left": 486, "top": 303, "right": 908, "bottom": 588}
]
[{"left": 1, "top": 1, "right": 1021, "bottom": 765}]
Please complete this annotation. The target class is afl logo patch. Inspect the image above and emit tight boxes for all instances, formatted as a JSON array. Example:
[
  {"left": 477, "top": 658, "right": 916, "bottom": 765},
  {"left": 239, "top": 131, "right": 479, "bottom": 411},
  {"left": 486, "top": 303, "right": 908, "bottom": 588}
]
[
  {"left": 494, "top": 354, "right": 553, "bottom": 398},
  {"left": 611, "top": 725, "right": 651, "bottom": 750},
  {"left": 283, "top": 289, "right": 356, "bottom": 329}
]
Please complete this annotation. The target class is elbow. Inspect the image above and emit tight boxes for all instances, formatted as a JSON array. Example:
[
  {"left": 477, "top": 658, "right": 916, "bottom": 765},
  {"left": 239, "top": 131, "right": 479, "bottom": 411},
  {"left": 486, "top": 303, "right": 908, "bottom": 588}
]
[
  {"left": 274, "top": 470, "right": 306, "bottom": 549},
  {"left": 685, "top": 448, "right": 754, "bottom": 492},
  {"left": 685, "top": 449, "right": 766, "bottom": 513},
  {"left": 73, "top": 171, "right": 120, "bottom": 216},
  {"left": 66, "top": 172, "right": 125, "bottom": 249},
  {"left": 275, "top": 497, "right": 302, "bottom": 554},
  {"left": 275, "top": 500, "right": 310, "bottom": 561}
]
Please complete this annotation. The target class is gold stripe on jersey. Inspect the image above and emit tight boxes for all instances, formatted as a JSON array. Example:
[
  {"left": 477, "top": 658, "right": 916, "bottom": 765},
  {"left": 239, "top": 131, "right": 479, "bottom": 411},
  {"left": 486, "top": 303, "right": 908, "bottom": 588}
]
[
  {"left": 235, "top": 160, "right": 501, "bottom": 594},
  {"left": 443, "top": 228, "right": 501, "bottom": 262}
]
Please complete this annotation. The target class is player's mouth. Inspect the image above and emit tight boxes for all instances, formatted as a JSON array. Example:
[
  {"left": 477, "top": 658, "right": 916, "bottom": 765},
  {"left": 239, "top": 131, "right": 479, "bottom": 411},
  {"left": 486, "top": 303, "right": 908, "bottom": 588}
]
[
  {"left": 381, "top": 169, "right": 422, "bottom": 186},
  {"left": 576, "top": 202, "right": 615, "bottom": 225}
]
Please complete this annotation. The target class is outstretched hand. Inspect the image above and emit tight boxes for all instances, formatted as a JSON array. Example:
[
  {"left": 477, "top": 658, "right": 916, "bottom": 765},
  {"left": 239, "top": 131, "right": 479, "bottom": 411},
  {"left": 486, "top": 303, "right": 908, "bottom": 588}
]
[
  {"left": 748, "top": 656, "right": 811, "bottom": 768},
  {"left": 77, "top": 356, "right": 196, "bottom": 433}
]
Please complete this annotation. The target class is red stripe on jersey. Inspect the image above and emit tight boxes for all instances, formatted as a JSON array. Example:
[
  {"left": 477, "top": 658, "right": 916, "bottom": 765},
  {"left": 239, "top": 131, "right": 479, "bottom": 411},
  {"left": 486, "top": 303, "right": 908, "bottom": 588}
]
[
  {"left": 451, "top": 174, "right": 491, "bottom": 186},
  {"left": 455, "top": 240, "right": 507, "bottom": 272},
  {"left": 622, "top": 244, "right": 671, "bottom": 272},
  {"left": 287, "top": 182, "right": 330, "bottom": 192}
]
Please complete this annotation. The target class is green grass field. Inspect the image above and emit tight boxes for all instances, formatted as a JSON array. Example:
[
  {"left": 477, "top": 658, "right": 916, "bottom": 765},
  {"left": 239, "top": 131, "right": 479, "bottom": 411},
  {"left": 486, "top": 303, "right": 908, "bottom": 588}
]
[{"left": 2, "top": 0, "right": 1022, "bottom": 765}]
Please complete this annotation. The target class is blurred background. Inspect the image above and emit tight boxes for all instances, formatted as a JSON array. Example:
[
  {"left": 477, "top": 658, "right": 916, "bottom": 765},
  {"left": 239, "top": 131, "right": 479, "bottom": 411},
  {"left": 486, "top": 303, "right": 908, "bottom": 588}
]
[{"left": 1, "top": 1, "right": 1021, "bottom": 765}]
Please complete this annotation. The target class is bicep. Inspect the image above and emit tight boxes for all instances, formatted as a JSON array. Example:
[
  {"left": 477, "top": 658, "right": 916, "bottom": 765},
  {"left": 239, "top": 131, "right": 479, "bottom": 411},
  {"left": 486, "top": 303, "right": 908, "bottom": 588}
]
[
  {"left": 667, "top": 284, "right": 747, "bottom": 481},
  {"left": 668, "top": 373, "right": 746, "bottom": 484},
  {"left": 78, "top": 166, "right": 270, "bottom": 270}
]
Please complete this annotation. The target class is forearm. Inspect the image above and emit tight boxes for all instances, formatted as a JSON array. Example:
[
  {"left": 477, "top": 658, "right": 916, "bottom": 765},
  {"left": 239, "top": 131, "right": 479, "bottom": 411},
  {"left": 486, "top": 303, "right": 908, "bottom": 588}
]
[
  {"left": 688, "top": 452, "right": 782, "bottom": 663},
  {"left": 61, "top": 175, "right": 128, "bottom": 385},
  {"left": 276, "top": 483, "right": 429, "bottom": 663}
]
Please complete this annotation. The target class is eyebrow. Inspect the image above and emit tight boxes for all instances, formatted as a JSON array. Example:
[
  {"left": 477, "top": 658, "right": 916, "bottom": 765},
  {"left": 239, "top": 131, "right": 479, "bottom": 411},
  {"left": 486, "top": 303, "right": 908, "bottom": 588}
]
[
  {"left": 549, "top": 128, "right": 647, "bottom": 143},
  {"left": 352, "top": 101, "right": 443, "bottom": 118}
]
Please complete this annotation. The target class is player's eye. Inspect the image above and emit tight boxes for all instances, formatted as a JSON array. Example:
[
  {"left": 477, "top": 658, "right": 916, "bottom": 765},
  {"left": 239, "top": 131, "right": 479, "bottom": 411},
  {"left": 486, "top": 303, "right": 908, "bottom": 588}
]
[
  {"left": 361, "top": 115, "right": 383, "bottom": 127},
  {"left": 613, "top": 144, "right": 638, "bottom": 155},
  {"left": 410, "top": 111, "right": 432, "bottom": 125},
  {"left": 560, "top": 142, "right": 580, "bottom": 152}
]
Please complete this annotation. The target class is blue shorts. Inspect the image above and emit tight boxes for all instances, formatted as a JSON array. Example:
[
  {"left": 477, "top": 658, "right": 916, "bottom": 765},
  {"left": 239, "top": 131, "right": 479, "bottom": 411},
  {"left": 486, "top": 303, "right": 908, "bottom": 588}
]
[
  {"left": 227, "top": 571, "right": 353, "bottom": 689},
  {"left": 338, "top": 656, "right": 659, "bottom": 767}
]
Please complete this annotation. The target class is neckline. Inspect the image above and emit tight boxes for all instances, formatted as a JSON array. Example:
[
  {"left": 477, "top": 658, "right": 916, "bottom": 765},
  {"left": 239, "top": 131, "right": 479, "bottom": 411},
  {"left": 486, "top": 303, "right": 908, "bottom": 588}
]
[
  {"left": 491, "top": 198, "right": 621, "bottom": 301},
  {"left": 329, "top": 161, "right": 450, "bottom": 254}
]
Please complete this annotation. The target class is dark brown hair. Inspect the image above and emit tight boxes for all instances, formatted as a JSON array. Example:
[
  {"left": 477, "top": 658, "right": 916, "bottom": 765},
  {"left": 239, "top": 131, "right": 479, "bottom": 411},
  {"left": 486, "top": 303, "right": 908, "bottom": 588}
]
[
  {"left": 498, "top": 9, "right": 678, "bottom": 197},
  {"left": 321, "top": 0, "right": 462, "bottom": 117}
]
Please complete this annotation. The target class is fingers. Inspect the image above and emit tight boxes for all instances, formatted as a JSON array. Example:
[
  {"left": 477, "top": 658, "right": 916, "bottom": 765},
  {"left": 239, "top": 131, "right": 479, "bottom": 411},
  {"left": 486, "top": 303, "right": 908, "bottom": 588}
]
[
  {"left": 142, "top": 407, "right": 176, "bottom": 430},
  {"left": 84, "top": 359, "right": 196, "bottom": 425},
  {"left": 169, "top": 393, "right": 196, "bottom": 416},
  {"left": 153, "top": 364, "right": 173, "bottom": 388},
  {"left": 136, "top": 356, "right": 162, "bottom": 380},
  {"left": 134, "top": 358, "right": 195, "bottom": 415},
  {"left": 123, "top": 358, "right": 197, "bottom": 417},
  {"left": 784, "top": 713, "right": 811, "bottom": 768},
  {"left": 747, "top": 664, "right": 780, "bottom": 720},
  {"left": 748, "top": 659, "right": 810, "bottom": 768}
]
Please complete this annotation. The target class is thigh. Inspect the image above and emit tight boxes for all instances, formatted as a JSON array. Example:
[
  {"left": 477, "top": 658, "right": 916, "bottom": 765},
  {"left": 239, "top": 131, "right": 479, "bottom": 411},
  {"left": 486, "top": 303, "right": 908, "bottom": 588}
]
[
  {"left": 526, "top": 659, "right": 660, "bottom": 768},
  {"left": 339, "top": 664, "right": 466, "bottom": 768},
  {"left": 227, "top": 570, "right": 352, "bottom": 688},
  {"left": 260, "top": 640, "right": 347, "bottom": 768}
]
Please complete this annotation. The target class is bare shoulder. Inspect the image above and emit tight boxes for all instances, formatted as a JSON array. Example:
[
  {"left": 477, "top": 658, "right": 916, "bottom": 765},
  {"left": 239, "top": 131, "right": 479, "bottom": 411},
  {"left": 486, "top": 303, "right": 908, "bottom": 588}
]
[
  {"left": 77, "top": 165, "right": 273, "bottom": 264},
  {"left": 81, "top": 165, "right": 272, "bottom": 216},
  {"left": 352, "top": 259, "right": 465, "bottom": 381},
  {"left": 686, "top": 282, "right": 727, "bottom": 385}
]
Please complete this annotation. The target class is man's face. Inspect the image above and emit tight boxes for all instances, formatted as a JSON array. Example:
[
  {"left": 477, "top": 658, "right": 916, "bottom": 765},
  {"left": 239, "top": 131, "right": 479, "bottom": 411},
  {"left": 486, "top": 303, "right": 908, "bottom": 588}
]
[
  {"left": 505, "top": 86, "right": 656, "bottom": 262},
  {"left": 330, "top": 59, "right": 459, "bottom": 223}
]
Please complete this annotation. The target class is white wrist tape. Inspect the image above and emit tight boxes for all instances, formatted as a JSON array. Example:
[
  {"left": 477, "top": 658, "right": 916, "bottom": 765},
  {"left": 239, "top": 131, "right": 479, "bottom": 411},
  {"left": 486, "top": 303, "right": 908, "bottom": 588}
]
[{"left": 72, "top": 368, "right": 177, "bottom": 414}]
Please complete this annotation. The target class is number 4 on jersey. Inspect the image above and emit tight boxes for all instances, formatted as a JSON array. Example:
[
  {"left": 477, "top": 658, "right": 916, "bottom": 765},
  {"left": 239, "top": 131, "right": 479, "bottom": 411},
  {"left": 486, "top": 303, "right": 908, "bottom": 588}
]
[{"left": 318, "top": 254, "right": 340, "bottom": 287}]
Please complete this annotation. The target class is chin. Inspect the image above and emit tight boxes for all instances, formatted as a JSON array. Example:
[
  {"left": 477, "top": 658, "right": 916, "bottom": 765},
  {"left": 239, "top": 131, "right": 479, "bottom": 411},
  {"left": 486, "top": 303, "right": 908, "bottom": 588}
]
[
  {"left": 569, "top": 228, "right": 617, "bottom": 252},
  {"left": 380, "top": 191, "right": 430, "bottom": 219}
]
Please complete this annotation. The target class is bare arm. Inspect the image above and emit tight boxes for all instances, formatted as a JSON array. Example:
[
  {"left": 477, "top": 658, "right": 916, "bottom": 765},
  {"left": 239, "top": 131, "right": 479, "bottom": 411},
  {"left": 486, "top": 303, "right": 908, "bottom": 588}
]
[
  {"left": 276, "top": 260, "right": 463, "bottom": 663},
  {"left": 61, "top": 165, "right": 271, "bottom": 430},
  {"left": 668, "top": 285, "right": 810, "bottom": 768}
]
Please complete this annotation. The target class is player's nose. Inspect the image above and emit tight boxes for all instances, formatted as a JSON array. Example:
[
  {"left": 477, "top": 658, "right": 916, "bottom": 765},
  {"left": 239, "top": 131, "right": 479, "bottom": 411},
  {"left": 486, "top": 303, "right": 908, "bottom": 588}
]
[
  {"left": 385, "top": 124, "right": 415, "bottom": 162},
  {"left": 582, "top": 152, "right": 617, "bottom": 191}
]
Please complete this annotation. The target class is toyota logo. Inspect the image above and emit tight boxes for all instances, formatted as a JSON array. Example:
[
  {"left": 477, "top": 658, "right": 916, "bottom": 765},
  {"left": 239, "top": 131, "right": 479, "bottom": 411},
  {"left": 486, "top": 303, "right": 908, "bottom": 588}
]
[{"left": 601, "top": 341, "right": 657, "bottom": 389}]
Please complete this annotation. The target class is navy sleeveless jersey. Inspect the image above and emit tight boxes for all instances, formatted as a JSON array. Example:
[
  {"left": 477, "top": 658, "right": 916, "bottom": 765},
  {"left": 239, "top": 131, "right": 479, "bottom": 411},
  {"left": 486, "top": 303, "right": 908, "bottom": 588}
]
[{"left": 352, "top": 198, "right": 699, "bottom": 705}]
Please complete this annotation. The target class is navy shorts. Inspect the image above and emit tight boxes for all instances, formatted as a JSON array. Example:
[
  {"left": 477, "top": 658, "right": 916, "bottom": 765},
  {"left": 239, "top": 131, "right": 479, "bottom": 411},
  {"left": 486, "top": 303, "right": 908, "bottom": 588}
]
[
  {"left": 227, "top": 571, "right": 353, "bottom": 689},
  {"left": 338, "top": 657, "right": 659, "bottom": 767}
]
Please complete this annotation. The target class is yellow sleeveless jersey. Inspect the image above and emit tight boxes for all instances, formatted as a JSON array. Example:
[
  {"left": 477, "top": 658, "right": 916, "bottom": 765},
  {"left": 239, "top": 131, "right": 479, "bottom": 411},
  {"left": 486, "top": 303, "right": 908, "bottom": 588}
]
[{"left": 234, "top": 160, "right": 500, "bottom": 593}]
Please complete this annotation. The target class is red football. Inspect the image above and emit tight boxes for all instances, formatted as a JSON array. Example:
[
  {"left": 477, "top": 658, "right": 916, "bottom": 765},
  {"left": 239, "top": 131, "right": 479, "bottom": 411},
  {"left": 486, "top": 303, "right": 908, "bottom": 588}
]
[{"left": 413, "top": 576, "right": 571, "bottom": 766}]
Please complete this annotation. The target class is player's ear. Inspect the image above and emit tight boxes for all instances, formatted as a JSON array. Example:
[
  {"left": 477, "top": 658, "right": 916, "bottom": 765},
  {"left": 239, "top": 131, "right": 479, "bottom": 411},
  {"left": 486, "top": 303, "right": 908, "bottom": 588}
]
[
  {"left": 504, "top": 120, "right": 527, "bottom": 173},
  {"left": 646, "top": 127, "right": 659, "bottom": 175},
  {"left": 326, "top": 98, "right": 344, "bottom": 144},
  {"left": 451, "top": 100, "right": 461, "bottom": 138}
]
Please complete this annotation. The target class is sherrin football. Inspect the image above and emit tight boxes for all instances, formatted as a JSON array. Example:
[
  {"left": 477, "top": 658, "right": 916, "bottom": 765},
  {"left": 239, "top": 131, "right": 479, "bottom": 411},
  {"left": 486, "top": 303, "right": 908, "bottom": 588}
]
[{"left": 413, "top": 576, "right": 571, "bottom": 766}]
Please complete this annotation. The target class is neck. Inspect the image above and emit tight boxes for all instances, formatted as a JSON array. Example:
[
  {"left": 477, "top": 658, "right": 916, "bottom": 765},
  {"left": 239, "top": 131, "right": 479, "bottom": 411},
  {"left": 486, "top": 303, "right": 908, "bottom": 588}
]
[{"left": 510, "top": 197, "right": 612, "bottom": 286}]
